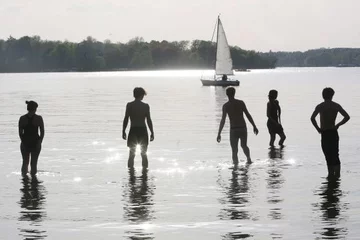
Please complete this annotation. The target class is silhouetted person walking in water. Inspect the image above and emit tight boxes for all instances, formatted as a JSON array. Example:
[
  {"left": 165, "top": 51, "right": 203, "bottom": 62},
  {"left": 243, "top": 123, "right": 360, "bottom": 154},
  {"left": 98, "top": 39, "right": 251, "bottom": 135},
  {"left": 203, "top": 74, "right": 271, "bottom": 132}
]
[
  {"left": 217, "top": 87, "right": 259, "bottom": 164},
  {"left": 311, "top": 88, "right": 350, "bottom": 179},
  {"left": 267, "top": 90, "right": 286, "bottom": 147},
  {"left": 18, "top": 101, "right": 45, "bottom": 176},
  {"left": 123, "top": 87, "right": 154, "bottom": 168}
]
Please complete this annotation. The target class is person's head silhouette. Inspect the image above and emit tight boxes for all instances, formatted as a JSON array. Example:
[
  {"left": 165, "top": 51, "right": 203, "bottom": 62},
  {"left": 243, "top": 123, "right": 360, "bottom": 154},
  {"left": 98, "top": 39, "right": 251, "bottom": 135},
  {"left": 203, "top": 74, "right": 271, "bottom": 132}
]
[
  {"left": 268, "top": 90, "right": 278, "bottom": 101},
  {"left": 26, "top": 101, "right": 38, "bottom": 113},
  {"left": 322, "top": 87, "right": 335, "bottom": 100},
  {"left": 133, "top": 87, "right": 147, "bottom": 100},
  {"left": 226, "top": 87, "right": 235, "bottom": 99}
]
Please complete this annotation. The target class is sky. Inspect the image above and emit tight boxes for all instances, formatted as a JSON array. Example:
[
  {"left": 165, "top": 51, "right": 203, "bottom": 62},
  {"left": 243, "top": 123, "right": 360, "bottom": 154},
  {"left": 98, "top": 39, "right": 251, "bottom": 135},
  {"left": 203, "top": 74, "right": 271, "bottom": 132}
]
[{"left": 0, "top": 0, "right": 359, "bottom": 52}]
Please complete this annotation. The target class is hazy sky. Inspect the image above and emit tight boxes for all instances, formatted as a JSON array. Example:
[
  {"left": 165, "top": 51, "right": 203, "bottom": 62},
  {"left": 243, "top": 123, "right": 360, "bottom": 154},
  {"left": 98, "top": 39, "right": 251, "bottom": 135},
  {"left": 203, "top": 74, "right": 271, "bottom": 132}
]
[{"left": 1, "top": 0, "right": 360, "bottom": 51}]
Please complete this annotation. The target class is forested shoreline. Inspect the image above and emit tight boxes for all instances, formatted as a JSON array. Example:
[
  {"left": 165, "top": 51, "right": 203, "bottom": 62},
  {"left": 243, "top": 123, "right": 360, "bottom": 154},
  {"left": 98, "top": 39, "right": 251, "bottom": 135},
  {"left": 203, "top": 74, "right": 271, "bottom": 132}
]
[
  {"left": 1, "top": 36, "right": 359, "bottom": 73},
  {"left": 0, "top": 36, "right": 276, "bottom": 73},
  {"left": 267, "top": 48, "right": 360, "bottom": 67}
]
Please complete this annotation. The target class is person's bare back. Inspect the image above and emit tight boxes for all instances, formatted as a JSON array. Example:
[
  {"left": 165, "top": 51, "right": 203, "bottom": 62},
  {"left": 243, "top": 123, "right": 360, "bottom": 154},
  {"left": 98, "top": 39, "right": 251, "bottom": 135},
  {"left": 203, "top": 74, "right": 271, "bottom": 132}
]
[
  {"left": 223, "top": 99, "right": 247, "bottom": 128},
  {"left": 126, "top": 100, "right": 150, "bottom": 128},
  {"left": 19, "top": 114, "right": 43, "bottom": 130},
  {"left": 316, "top": 101, "right": 342, "bottom": 131}
]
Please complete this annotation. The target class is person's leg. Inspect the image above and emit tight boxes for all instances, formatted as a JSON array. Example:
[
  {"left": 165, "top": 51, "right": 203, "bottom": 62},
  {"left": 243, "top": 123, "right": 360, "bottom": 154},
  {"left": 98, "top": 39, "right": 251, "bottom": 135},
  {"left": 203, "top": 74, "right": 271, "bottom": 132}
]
[
  {"left": 30, "top": 145, "right": 41, "bottom": 176},
  {"left": 128, "top": 147, "right": 136, "bottom": 168},
  {"left": 326, "top": 165, "right": 335, "bottom": 179},
  {"left": 141, "top": 144, "right": 149, "bottom": 168},
  {"left": 239, "top": 129, "right": 251, "bottom": 163},
  {"left": 267, "top": 121, "right": 275, "bottom": 147},
  {"left": 333, "top": 164, "right": 341, "bottom": 179},
  {"left": 278, "top": 132, "right": 286, "bottom": 146},
  {"left": 332, "top": 130, "right": 341, "bottom": 179},
  {"left": 321, "top": 132, "right": 334, "bottom": 178},
  {"left": 20, "top": 143, "right": 30, "bottom": 176},
  {"left": 230, "top": 130, "right": 239, "bottom": 165},
  {"left": 269, "top": 133, "right": 276, "bottom": 147},
  {"left": 139, "top": 128, "right": 149, "bottom": 168},
  {"left": 127, "top": 128, "right": 136, "bottom": 168}
]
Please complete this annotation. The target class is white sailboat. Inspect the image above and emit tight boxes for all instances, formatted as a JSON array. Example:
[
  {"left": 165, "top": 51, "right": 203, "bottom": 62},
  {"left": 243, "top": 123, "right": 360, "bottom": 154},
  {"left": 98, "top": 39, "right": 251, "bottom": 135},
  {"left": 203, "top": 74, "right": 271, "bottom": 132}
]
[{"left": 201, "top": 16, "right": 239, "bottom": 86}]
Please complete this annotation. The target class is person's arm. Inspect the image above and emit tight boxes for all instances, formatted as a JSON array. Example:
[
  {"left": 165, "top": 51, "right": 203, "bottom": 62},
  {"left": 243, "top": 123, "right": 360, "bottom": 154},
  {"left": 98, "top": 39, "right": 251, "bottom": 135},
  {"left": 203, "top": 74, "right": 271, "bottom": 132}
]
[
  {"left": 310, "top": 106, "right": 321, "bottom": 133},
  {"left": 278, "top": 102, "right": 282, "bottom": 125},
  {"left": 146, "top": 105, "right": 154, "bottom": 141},
  {"left": 18, "top": 117, "right": 24, "bottom": 141},
  {"left": 335, "top": 105, "right": 350, "bottom": 129},
  {"left": 217, "top": 105, "right": 227, "bottom": 142},
  {"left": 122, "top": 104, "right": 129, "bottom": 140},
  {"left": 39, "top": 116, "right": 45, "bottom": 144},
  {"left": 244, "top": 103, "right": 259, "bottom": 135}
]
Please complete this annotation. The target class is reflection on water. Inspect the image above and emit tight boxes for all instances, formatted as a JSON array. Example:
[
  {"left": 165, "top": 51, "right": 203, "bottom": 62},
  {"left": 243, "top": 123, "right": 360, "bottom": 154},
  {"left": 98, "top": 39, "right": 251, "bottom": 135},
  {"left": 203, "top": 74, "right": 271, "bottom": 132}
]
[
  {"left": 267, "top": 147, "right": 285, "bottom": 220},
  {"left": 123, "top": 168, "right": 155, "bottom": 239},
  {"left": 0, "top": 69, "right": 358, "bottom": 239},
  {"left": 268, "top": 146, "right": 284, "bottom": 160},
  {"left": 223, "top": 232, "right": 252, "bottom": 239},
  {"left": 18, "top": 176, "right": 47, "bottom": 239},
  {"left": 314, "top": 179, "right": 348, "bottom": 239},
  {"left": 218, "top": 165, "right": 253, "bottom": 239}
]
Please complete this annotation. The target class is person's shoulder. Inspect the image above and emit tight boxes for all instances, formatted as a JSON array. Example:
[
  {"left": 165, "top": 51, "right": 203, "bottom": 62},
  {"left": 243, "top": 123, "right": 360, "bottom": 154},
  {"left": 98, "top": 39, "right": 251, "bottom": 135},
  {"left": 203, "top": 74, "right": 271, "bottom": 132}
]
[
  {"left": 19, "top": 114, "right": 27, "bottom": 121},
  {"left": 236, "top": 99, "right": 246, "bottom": 106},
  {"left": 331, "top": 101, "right": 343, "bottom": 109},
  {"left": 222, "top": 101, "right": 230, "bottom": 109},
  {"left": 316, "top": 102, "right": 325, "bottom": 109},
  {"left": 34, "top": 114, "right": 43, "bottom": 123},
  {"left": 142, "top": 102, "right": 150, "bottom": 110}
]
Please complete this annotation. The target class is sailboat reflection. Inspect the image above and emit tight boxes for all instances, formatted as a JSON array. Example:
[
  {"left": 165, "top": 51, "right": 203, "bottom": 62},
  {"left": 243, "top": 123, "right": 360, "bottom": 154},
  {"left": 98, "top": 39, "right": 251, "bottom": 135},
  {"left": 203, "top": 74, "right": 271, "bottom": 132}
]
[
  {"left": 266, "top": 147, "right": 285, "bottom": 220},
  {"left": 218, "top": 165, "right": 253, "bottom": 239},
  {"left": 123, "top": 168, "right": 155, "bottom": 239},
  {"left": 314, "top": 179, "right": 348, "bottom": 239},
  {"left": 18, "top": 176, "right": 47, "bottom": 239}
]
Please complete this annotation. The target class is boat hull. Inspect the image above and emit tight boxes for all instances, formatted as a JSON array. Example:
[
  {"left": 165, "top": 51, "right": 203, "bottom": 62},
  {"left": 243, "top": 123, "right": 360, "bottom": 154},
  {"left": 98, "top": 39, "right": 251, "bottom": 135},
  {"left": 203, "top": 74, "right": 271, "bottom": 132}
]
[{"left": 201, "top": 79, "right": 240, "bottom": 86}]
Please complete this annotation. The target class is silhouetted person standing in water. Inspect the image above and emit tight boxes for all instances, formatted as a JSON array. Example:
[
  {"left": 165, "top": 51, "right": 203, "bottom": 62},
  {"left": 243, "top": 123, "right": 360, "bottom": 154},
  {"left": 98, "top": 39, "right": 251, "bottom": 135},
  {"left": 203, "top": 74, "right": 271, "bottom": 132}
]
[
  {"left": 123, "top": 87, "right": 154, "bottom": 168},
  {"left": 217, "top": 87, "right": 259, "bottom": 164},
  {"left": 267, "top": 90, "right": 286, "bottom": 147},
  {"left": 222, "top": 74, "right": 228, "bottom": 81},
  {"left": 18, "top": 101, "right": 45, "bottom": 176},
  {"left": 311, "top": 88, "right": 350, "bottom": 179}
]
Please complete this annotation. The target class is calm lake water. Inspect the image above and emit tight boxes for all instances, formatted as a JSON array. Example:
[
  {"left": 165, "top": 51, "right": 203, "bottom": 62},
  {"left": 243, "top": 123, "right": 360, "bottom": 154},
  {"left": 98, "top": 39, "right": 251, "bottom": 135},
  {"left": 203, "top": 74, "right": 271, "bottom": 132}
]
[{"left": 0, "top": 68, "right": 359, "bottom": 239}]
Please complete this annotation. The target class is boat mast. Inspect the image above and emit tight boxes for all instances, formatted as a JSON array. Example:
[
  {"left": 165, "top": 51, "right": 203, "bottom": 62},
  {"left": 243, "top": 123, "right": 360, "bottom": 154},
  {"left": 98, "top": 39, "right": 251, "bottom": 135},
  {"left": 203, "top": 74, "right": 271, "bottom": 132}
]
[{"left": 214, "top": 15, "right": 220, "bottom": 78}]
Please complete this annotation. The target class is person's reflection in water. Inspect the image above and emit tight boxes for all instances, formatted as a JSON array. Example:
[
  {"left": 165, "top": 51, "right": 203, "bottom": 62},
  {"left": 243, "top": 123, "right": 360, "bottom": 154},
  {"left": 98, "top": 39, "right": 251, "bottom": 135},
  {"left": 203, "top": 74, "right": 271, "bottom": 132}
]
[
  {"left": 314, "top": 179, "right": 348, "bottom": 239},
  {"left": 123, "top": 168, "right": 155, "bottom": 239},
  {"left": 219, "top": 165, "right": 253, "bottom": 239},
  {"left": 18, "top": 175, "right": 47, "bottom": 239},
  {"left": 267, "top": 147, "right": 285, "bottom": 221}
]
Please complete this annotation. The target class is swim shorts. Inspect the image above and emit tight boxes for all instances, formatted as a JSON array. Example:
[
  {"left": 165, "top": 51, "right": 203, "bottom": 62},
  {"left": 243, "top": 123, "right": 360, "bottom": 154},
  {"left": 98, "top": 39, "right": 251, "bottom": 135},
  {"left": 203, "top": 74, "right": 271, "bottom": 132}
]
[{"left": 127, "top": 127, "right": 149, "bottom": 148}]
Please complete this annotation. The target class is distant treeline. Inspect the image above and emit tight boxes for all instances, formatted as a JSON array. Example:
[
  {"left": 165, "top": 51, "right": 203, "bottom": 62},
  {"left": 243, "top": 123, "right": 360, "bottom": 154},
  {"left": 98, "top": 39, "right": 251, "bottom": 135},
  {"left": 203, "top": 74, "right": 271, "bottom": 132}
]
[
  {"left": 0, "top": 36, "right": 276, "bottom": 72},
  {"left": 265, "top": 48, "right": 360, "bottom": 67}
]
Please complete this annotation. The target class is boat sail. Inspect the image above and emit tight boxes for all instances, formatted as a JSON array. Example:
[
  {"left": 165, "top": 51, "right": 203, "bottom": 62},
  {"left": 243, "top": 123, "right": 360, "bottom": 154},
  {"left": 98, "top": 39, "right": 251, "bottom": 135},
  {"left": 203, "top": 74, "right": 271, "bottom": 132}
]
[
  {"left": 201, "top": 16, "right": 239, "bottom": 86},
  {"left": 215, "top": 18, "right": 233, "bottom": 76}
]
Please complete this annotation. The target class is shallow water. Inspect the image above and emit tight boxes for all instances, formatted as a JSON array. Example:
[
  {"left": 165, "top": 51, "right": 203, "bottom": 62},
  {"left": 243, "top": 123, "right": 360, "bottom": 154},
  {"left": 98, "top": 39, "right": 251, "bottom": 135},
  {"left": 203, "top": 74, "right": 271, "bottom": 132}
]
[{"left": 0, "top": 68, "right": 359, "bottom": 239}]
